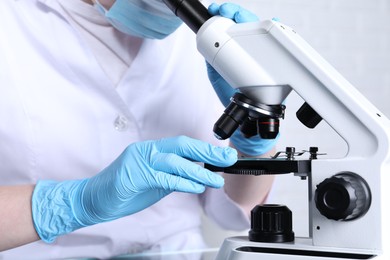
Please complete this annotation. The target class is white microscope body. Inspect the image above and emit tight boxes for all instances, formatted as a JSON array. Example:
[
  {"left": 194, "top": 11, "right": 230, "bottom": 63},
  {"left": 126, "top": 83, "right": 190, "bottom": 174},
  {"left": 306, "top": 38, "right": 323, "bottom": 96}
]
[
  {"left": 162, "top": 0, "right": 390, "bottom": 258},
  {"left": 196, "top": 17, "right": 390, "bottom": 260}
]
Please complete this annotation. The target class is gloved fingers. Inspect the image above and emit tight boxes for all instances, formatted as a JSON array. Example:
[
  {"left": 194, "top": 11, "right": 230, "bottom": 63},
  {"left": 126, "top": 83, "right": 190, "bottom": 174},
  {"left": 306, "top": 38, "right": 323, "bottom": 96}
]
[
  {"left": 206, "top": 62, "right": 236, "bottom": 107},
  {"left": 152, "top": 170, "right": 207, "bottom": 193},
  {"left": 208, "top": 3, "right": 259, "bottom": 23},
  {"left": 151, "top": 152, "right": 224, "bottom": 189},
  {"left": 233, "top": 6, "right": 259, "bottom": 23},
  {"left": 116, "top": 190, "right": 173, "bottom": 215},
  {"left": 154, "top": 136, "right": 237, "bottom": 167}
]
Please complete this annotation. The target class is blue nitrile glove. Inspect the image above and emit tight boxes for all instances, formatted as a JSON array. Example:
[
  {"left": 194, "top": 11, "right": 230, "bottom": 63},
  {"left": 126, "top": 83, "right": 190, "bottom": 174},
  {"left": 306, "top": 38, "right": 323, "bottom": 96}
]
[
  {"left": 207, "top": 3, "right": 278, "bottom": 156},
  {"left": 32, "top": 136, "right": 237, "bottom": 243},
  {"left": 208, "top": 2, "right": 259, "bottom": 23}
]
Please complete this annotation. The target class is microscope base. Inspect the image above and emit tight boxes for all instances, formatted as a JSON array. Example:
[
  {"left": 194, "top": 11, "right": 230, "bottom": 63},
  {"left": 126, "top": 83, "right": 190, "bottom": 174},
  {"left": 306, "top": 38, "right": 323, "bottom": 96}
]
[{"left": 215, "top": 236, "right": 379, "bottom": 260}]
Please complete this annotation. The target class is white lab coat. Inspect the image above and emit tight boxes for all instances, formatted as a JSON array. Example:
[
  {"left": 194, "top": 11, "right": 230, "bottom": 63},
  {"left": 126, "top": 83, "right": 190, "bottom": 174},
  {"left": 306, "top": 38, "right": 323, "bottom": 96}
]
[{"left": 0, "top": 0, "right": 249, "bottom": 259}]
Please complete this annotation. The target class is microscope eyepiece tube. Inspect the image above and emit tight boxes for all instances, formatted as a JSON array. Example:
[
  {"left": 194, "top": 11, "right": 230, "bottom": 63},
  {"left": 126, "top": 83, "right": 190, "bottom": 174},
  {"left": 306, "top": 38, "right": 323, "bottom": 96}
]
[{"left": 162, "top": 0, "right": 212, "bottom": 33}]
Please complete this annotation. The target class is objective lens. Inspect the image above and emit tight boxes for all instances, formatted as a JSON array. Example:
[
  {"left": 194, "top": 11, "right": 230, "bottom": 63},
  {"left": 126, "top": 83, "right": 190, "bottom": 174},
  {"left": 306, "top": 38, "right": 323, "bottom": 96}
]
[
  {"left": 240, "top": 118, "right": 258, "bottom": 138},
  {"left": 213, "top": 93, "right": 285, "bottom": 140},
  {"left": 213, "top": 102, "right": 248, "bottom": 140},
  {"left": 258, "top": 117, "right": 279, "bottom": 139}
]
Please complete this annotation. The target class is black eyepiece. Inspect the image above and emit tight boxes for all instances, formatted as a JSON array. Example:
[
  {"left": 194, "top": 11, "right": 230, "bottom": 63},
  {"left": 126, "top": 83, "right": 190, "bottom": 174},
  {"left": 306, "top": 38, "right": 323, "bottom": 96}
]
[{"left": 162, "top": 0, "right": 212, "bottom": 33}]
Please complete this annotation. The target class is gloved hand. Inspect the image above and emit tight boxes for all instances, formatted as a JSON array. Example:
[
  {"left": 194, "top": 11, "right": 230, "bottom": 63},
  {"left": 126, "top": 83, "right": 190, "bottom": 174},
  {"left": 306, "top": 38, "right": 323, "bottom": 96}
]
[
  {"left": 207, "top": 3, "right": 278, "bottom": 156},
  {"left": 32, "top": 136, "right": 237, "bottom": 243}
]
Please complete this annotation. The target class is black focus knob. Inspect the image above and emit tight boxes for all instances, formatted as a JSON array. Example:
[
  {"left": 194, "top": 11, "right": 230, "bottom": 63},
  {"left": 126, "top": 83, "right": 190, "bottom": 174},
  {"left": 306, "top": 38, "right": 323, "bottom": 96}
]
[
  {"left": 296, "top": 102, "right": 322, "bottom": 129},
  {"left": 315, "top": 172, "right": 371, "bottom": 221},
  {"left": 249, "top": 204, "right": 294, "bottom": 243}
]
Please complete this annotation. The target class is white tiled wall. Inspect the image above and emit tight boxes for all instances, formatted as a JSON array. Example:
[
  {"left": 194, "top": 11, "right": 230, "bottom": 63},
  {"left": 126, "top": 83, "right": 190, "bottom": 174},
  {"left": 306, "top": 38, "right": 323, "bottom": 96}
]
[{"left": 202, "top": 0, "right": 390, "bottom": 247}]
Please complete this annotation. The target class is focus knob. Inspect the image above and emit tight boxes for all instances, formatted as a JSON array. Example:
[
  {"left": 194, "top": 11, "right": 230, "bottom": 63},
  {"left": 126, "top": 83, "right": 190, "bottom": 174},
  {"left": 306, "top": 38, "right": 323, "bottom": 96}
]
[
  {"left": 249, "top": 204, "right": 294, "bottom": 243},
  {"left": 315, "top": 172, "right": 371, "bottom": 221}
]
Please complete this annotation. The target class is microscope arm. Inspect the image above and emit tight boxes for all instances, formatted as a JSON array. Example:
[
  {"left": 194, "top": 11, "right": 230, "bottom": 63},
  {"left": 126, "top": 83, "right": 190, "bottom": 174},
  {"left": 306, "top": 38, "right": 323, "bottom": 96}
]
[{"left": 196, "top": 17, "right": 390, "bottom": 158}]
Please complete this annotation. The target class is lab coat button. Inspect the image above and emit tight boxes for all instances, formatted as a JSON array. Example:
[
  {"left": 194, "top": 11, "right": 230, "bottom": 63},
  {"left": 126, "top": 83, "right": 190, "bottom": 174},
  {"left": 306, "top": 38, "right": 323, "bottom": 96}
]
[{"left": 114, "top": 115, "right": 129, "bottom": 131}]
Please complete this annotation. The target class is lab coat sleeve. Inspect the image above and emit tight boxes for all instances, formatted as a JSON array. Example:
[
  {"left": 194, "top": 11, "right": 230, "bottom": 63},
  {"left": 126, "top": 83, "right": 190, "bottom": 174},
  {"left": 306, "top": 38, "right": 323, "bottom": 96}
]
[{"left": 199, "top": 187, "right": 250, "bottom": 231}]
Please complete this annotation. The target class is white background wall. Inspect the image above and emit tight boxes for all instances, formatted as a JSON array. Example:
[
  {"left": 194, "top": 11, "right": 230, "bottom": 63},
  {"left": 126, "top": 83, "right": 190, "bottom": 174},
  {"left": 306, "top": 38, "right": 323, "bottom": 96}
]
[{"left": 202, "top": 0, "right": 390, "bottom": 247}]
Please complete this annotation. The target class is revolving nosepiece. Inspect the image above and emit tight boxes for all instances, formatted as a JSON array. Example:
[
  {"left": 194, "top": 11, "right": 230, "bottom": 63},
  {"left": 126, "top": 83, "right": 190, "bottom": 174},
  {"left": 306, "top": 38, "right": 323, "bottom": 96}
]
[{"left": 213, "top": 93, "right": 285, "bottom": 140}]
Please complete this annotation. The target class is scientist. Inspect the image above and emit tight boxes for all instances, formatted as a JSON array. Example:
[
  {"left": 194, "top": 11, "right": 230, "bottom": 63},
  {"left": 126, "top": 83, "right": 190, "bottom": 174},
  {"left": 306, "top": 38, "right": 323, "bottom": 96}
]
[{"left": 0, "top": 0, "right": 276, "bottom": 258}]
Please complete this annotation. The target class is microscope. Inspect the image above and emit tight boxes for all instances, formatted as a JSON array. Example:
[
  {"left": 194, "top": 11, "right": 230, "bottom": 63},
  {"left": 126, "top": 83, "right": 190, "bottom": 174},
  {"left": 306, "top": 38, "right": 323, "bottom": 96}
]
[{"left": 163, "top": 0, "right": 390, "bottom": 259}]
